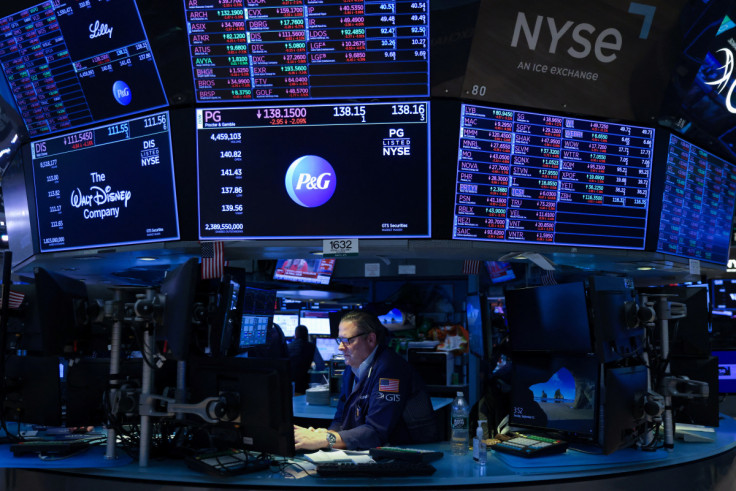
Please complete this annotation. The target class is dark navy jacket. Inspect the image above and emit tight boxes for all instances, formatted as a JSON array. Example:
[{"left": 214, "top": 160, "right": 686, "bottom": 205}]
[{"left": 328, "top": 345, "right": 438, "bottom": 450}]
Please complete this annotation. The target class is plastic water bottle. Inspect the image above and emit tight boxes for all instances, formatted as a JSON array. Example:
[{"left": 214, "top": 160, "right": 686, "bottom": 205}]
[{"left": 450, "top": 391, "right": 469, "bottom": 456}]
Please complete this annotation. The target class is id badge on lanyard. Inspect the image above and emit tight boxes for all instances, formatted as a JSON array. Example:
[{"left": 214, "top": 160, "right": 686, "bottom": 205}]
[{"left": 353, "top": 367, "right": 372, "bottom": 420}]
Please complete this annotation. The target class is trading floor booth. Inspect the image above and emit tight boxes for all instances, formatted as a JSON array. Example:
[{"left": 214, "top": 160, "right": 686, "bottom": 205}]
[{"left": 1, "top": 271, "right": 736, "bottom": 489}]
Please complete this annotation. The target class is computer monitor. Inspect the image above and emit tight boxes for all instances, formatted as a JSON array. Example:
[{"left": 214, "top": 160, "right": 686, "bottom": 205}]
[
  {"left": 710, "top": 278, "right": 736, "bottom": 317},
  {"left": 466, "top": 293, "right": 491, "bottom": 359},
  {"left": 182, "top": 1, "right": 430, "bottom": 102},
  {"left": 29, "top": 111, "right": 180, "bottom": 252},
  {"left": 2, "top": 355, "right": 62, "bottom": 426},
  {"left": 505, "top": 282, "right": 592, "bottom": 354},
  {"left": 654, "top": 133, "right": 736, "bottom": 265},
  {"left": 187, "top": 356, "right": 295, "bottom": 457},
  {"left": 669, "top": 356, "right": 719, "bottom": 427},
  {"left": 709, "top": 279, "right": 736, "bottom": 350},
  {"left": 65, "top": 357, "right": 147, "bottom": 428},
  {"left": 2, "top": 149, "right": 37, "bottom": 266},
  {"left": 486, "top": 261, "right": 516, "bottom": 284},
  {"left": 25, "top": 267, "right": 90, "bottom": 356},
  {"left": 195, "top": 102, "right": 430, "bottom": 240},
  {"left": 600, "top": 365, "right": 649, "bottom": 455},
  {"left": 273, "top": 311, "right": 300, "bottom": 338},
  {"left": 452, "top": 103, "right": 655, "bottom": 249},
  {"left": 238, "top": 315, "right": 270, "bottom": 349},
  {"left": 638, "top": 285, "right": 710, "bottom": 358},
  {"left": 0, "top": 252, "right": 13, "bottom": 355},
  {"left": 587, "top": 276, "right": 645, "bottom": 363},
  {"left": 328, "top": 310, "right": 344, "bottom": 338},
  {"left": 488, "top": 296, "right": 506, "bottom": 315},
  {"left": 714, "top": 350, "right": 736, "bottom": 394},
  {"left": 315, "top": 337, "right": 341, "bottom": 363},
  {"left": 299, "top": 310, "right": 332, "bottom": 336},
  {"left": 377, "top": 308, "right": 407, "bottom": 330},
  {"left": 273, "top": 258, "right": 335, "bottom": 286},
  {"left": 241, "top": 287, "right": 277, "bottom": 316},
  {"left": 0, "top": 94, "right": 27, "bottom": 174},
  {"left": 158, "top": 258, "right": 200, "bottom": 362},
  {"left": 208, "top": 271, "right": 244, "bottom": 358},
  {"left": 509, "top": 353, "right": 599, "bottom": 442},
  {"left": 0, "top": 0, "right": 168, "bottom": 138}
]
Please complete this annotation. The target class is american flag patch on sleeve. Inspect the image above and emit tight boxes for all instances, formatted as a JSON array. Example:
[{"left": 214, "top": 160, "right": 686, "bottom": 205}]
[{"left": 379, "top": 378, "right": 399, "bottom": 393}]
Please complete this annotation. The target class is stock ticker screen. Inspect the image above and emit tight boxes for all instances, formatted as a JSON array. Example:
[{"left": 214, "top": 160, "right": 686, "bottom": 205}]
[
  {"left": 656, "top": 134, "right": 736, "bottom": 265},
  {"left": 183, "top": 0, "right": 429, "bottom": 102},
  {"left": 0, "top": 0, "right": 167, "bottom": 138},
  {"left": 31, "top": 111, "right": 180, "bottom": 252},
  {"left": 452, "top": 103, "right": 656, "bottom": 249},
  {"left": 196, "top": 101, "right": 430, "bottom": 239}
]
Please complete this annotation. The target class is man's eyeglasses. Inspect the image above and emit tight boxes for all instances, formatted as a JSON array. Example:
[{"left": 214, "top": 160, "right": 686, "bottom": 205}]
[{"left": 335, "top": 332, "right": 368, "bottom": 346}]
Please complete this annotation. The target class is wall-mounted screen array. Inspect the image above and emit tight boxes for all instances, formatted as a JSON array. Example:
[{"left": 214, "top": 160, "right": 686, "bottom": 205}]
[
  {"left": 452, "top": 103, "right": 655, "bottom": 249},
  {"left": 183, "top": 0, "right": 429, "bottom": 102},
  {"left": 656, "top": 134, "right": 736, "bottom": 265},
  {"left": 0, "top": 0, "right": 167, "bottom": 138},
  {"left": 30, "top": 111, "right": 179, "bottom": 252},
  {"left": 196, "top": 101, "right": 429, "bottom": 239}
]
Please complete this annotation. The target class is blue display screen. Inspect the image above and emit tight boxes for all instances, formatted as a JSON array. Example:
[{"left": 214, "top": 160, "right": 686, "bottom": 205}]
[
  {"left": 656, "top": 134, "right": 736, "bottom": 265},
  {"left": 714, "top": 350, "right": 736, "bottom": 394},
  {"left": 510, "top": 354, "right": 599, "bottom": 439},
  {"left": 0, "top": 0, "right": 167, "bottom": 138},
  {"left": 196, "top": 102, "right": 430, "bottom": 239},
  {"left": 30, "top": 111, "right": 179, "bottom": 252},
  {"left": 182, "top": 0, "right": 430, "bottom": 102},
  {"left": 453, "top": 103, "right": 655, "bottom": 249},
  {"left": 239, "top": 314, "right": 269, "bottom": 348}
]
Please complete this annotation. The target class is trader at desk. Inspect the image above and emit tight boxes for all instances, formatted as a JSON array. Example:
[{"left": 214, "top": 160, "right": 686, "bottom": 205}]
[{"left": 294, "top": 310, "right": 439, "bottom": 451}]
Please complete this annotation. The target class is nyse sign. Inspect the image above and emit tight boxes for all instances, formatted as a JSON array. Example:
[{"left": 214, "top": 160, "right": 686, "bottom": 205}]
[
  {"left": 509, "top": 7, "right": 653, "bottom": 64},
  {"left": 461, "top": 0, "right": 686, "bottom": 121}
]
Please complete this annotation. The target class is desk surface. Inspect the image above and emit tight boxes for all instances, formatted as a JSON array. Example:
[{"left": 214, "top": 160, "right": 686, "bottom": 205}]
[
  {"left": 5, "top": 415, "right": 736, "bottom": 489},
  {"left": 292, "top": 395, "right": 453, "bottom": 420}
]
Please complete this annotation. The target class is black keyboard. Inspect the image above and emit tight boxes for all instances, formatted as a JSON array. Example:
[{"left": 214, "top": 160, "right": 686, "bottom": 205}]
[
  {"left": 185, "top": 449, "right": 271, "bottom": 477},
  {"left": 316, "top": 461, "right": 437, "bottom": 477},
  {"left": 369, "top": 446, "right": 444, "bottom": 463},
  {"left": 491, "top": 434, "right": 568, "bottom": 458},
  {"left": 10, "top": 439, "right": 91, "bottom": 457}
]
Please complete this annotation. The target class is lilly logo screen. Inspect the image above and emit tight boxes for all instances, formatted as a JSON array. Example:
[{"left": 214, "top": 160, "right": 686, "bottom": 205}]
[{"left": 285, "top": 155, "right": 336, "bottom": 208}]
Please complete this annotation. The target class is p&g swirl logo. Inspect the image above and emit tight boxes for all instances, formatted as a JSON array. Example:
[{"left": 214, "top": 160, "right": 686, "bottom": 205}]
[
  {"left": 113, "top": 80, "right": 132, "bottom": 106},
  {"left": 285, "top": 155, "right": 336, "bottom": 208}
]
